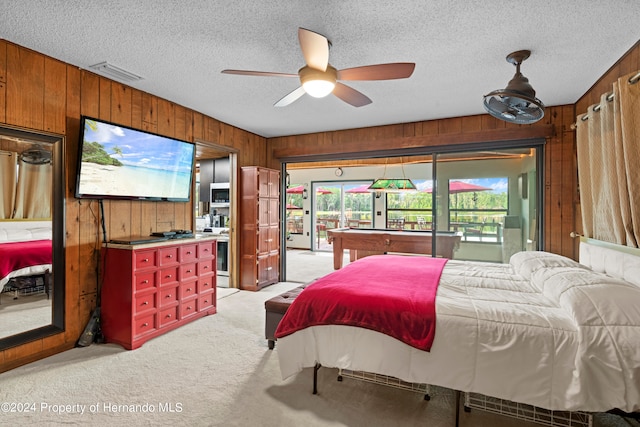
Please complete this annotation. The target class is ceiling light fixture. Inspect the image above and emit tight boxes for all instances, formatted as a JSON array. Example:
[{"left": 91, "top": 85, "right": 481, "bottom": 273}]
[
  {"left": 299, "top": 65, "right": 337, "bottom": 98},
  {"left": 367, "top": 158, "right": 417, "bottom": 193}
]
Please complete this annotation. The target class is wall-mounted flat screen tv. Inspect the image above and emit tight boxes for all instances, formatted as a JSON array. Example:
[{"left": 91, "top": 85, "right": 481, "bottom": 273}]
[{"left": 75, "top": 116, "right": 195, "bottom": 201}]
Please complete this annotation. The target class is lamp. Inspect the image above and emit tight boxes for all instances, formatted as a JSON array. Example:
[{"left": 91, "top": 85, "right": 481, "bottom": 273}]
[
  {"left": 367, "top": 158, "right": 417, "bottom": 193},
  {"left": 368, "top": 178, "right": 417, "bottom": 192},
  {"left": 299, "top": 65, "right": 337, "bottom": 98}
]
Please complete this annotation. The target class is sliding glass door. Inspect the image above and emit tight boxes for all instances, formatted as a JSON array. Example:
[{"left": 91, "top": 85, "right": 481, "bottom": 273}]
[{"left": 312, "top": 181, "right": 374, "bottom": 251}]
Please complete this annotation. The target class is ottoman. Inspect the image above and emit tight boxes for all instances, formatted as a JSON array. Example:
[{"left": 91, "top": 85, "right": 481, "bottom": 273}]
[{"left": 265, "top": 285, "right": 307, "bottom": 349}]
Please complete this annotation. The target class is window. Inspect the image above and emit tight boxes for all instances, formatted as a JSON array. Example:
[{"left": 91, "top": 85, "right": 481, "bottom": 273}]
[
  {"left": 447, "top": 178, "right": 508, "bottom": 243},
  {"left": 385, "top": 179, "right": 433, "bottom": 229}
]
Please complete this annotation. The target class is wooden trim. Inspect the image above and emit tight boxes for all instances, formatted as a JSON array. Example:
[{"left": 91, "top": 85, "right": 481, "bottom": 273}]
[{"left": 273, "top": 124, "right": 555, "bottom": 161}]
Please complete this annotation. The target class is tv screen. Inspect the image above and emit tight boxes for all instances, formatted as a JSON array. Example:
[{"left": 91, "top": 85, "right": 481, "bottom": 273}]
[{"left": 75, "top": 116, "right": 195, "bottom": 201}]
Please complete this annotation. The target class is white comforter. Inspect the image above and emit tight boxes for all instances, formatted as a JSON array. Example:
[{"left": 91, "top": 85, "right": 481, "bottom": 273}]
[{"left": 276, "top": 251, "right": 640, "bottom": 413}]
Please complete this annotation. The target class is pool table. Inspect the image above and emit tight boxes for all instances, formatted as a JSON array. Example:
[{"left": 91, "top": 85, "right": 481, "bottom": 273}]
[{"left": 326, "top": 228, "right": 462, "bottom": 269}]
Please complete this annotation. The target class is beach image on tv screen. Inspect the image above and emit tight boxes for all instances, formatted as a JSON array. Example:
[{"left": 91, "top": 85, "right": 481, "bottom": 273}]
[{"left": 78, "top": 119, "right": 194, "bottom": 199}]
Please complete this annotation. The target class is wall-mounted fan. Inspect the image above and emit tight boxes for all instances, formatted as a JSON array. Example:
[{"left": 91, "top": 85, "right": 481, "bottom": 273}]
[
  {"left": 20, "top": 146, "right": 51, "bottom": 165},
  {"left": 221, "top": 28, "right": 415, "bottom": 107},
  {"left": 483, "top": 50, "right": 544, "bottom": 124}
]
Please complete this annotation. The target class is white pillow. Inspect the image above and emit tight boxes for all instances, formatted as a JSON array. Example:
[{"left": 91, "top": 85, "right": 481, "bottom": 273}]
[{"left": 510, "top": 251, "right": 587, "bottom": 282}]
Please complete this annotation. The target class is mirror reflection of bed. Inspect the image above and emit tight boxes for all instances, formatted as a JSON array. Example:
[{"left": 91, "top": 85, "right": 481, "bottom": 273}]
[{"left": 0, "top": 138, "right": 53, "bottom": 340}]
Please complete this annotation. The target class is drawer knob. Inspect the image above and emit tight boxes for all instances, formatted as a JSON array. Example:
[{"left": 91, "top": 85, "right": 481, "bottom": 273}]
[
  {"left": 142, "top": 322, "right": 149, "bottom": 327},
  {"left": 187, "top": 251, "right": 192, "bottom": 255},
  {"left": 167, "top": 254, "right": 173, "bottom": 258},
  {"left": 187, "top": 287, "right": 193, "bottom": 292},
  {"left": 266, "top": 266, "right": 273, "bottom": 271},
  {"left": 203, "top": 248, "right": 209, "bottom": 252},
  {"left": 142, "top": 301, "right": 149, "bottom": 305},
  {"left": 187, "top": 269, "right": 192, "bottom": 273},
  {"left": 187, "top": 306, "right": 192, "bottom": 311},
  {"left": 204, "top": 299, "right": 209, "bottom": 304},
  {"left": 166, "top": 274, "right": 172, "bottom": 278},
  {"left": 143, "top": 258, "right": 149, "bottom": 262},
  {"left": 166, "top": 314, "right": 172, "bottom": 319},
  {"left": 203, "top": 266, "right": 209, "bottom": 270},
  {"left": 142, "top": 279, "right": 149, "bottom": 284},
  {"left": 166, "top": 294, "right": 172, "bottom": 298}
]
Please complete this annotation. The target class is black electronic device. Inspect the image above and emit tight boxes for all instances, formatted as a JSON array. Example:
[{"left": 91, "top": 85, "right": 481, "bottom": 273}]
[
  {"left": 169, "top": 229, "right": 194, "bottom": 239},
  {"left": 170, "top": 229, "right": 193, "bottom": 235},
  {"left": 109, "top": 235, "right": 170, "bottom": 245},
  {"left": 75, "top": 116, "right": 195, "bottom": 201},
  {"left": 151, "top": 231, "right": 177, "bottom": 237}
]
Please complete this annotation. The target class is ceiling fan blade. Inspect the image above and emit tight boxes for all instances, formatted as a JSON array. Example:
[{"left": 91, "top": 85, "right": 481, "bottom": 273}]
[
  {"left": 298, "top": 27, "right": 329, "bottom": 71},
  {"left": 274, "top": 86, "right": 306, "bottom": 107},
  {"left": 221, "top": 69, "right": 297, "bottom": 78},
  {"left": 333, "top": 82, "right": 372, "bottom": 107},
  {"left": 337, "top": 63, "right": 416, "bottom": 81}
]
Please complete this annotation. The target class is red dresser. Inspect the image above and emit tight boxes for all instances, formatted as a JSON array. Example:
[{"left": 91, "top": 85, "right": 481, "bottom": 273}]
[{"left": 101, "top": 238, "right": 217, "bottom": 350}]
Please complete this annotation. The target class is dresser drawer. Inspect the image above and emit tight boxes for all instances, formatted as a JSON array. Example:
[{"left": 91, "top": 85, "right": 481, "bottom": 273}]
[
  {"left": 134, "top": 250, "right": 157, "bottom": 270},
  {"left": 180, "top": 262, "right": 198, "bottom": 281},
  {"left": 134, "top": 271, "right": 156, "bottom": 291},
  {"left": 198, "top": 292, "right": 215, "bottom": 312},
  {"left": 158, "top": 306, "right": 178, "bottom": 328},
  {"left": 198, "top": 241, "right": 215, "bottom": 259},
  {"left": 198, "top": 259, "right": 215, "bottom": 276},
  {"left": 134, "top": 291, "right": 156, "bottom": 315},
  {"left": 158, "top": 286, "right": 178, "bottom": 308},
  {"left": 180, "top": 297, "right": 198, "bottom": 319},
  {"left": 197, "top": 275, "right": 215, "bottom": 294},
  {"left": 179, "top": 244, "right": 197, "bottom": 262},
  {"left": 159, "top": 267, "right": 178, "bottom": 286},
  {"left": 158, "top": 247, "right": 179, "bottom": 266},
  {"left": 133, "top": 313, "right": 156, "bottom": 337},
  {"left": 180, "top": 281, "right": 197, "bottom": 300}
]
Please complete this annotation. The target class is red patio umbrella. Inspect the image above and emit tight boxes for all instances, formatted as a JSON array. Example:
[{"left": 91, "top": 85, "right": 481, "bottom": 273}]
[
  {"left": 286, "top": 203, "right": 302, "bottom": 209},
  {"left": 345, "top": 184, "right": 374, "bottom": 193},
  {"left": 286, "top": 185, "right": 332, "bottom": 194},
  {"left": 423, "top": 180, "right": 492, "bottom": 193}
]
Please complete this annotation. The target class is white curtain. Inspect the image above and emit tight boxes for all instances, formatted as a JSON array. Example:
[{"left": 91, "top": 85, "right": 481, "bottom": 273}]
[
  {"left": 13, "top": 160, "right": 52, "bottom": 219},
  {"left": 576, "top": 71, "right": 640, "bottom": 247},
  {"left": 0, "top": 151, "right": 18, "bottom": 219}
]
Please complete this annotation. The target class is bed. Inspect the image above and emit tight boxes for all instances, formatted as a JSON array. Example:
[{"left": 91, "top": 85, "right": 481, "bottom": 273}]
[
  {"left": 274, "top": 239, "right": 640, "bottom": 417},
  {"left": 0, "top": 221, "right": 52, "bottom": 295}
]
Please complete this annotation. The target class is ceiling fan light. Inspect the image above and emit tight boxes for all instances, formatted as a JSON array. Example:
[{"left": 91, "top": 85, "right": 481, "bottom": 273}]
[
  {"left": 302, "top": 79, "right": 335, "bottom": 98},
  {"left": 299, "top": 64, "right": 337, "bottom": 98}
]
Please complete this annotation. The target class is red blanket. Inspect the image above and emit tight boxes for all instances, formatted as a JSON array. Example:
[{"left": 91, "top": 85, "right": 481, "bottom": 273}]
[
  {"left": 0, "top": 240, "right": 52, "bottom": 281},
  {"left": 275, "top": 254, "right": 448, "bottom": 351}
]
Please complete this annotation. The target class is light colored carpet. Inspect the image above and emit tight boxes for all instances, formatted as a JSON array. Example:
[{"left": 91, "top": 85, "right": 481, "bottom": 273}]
[
  {"left": 0, "top": 291, "right": 51, "bottom": 339},
  {"left": 0, "top": 280, "right": 637, "bottom": 426}
]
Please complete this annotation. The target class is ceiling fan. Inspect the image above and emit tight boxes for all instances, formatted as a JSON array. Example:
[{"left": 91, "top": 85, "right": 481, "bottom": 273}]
[
  {"left": 221, "top": 28, "right": 415, "bottom": 108},
  {"left": 482, "top": 50, "right": 545, "bottom": 124}
]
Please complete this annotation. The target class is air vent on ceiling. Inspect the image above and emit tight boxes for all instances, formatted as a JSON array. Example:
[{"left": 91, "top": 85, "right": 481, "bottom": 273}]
[{"left": 88, "top": 62, "right": 143, "bottom": 83}]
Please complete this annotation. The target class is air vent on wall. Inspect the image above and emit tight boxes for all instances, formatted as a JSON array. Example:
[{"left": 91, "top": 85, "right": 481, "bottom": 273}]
[{"left": 88, "top": 62, "right": 144, "bottom": 83}]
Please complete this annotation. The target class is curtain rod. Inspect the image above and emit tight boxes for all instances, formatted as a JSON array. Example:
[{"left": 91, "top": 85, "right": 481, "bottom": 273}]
[{"left": 570, "top": 70, "right": 640, "bottom": 129}]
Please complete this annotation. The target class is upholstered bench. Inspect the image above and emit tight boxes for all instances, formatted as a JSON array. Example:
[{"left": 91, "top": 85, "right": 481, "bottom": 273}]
[{"left": 265, "top": 285, "right": 307, "bottom": 349}]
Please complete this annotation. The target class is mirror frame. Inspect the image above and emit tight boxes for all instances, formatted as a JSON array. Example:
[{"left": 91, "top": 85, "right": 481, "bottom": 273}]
[{"left": 0, "top": 124, "right": 65, "bottom": 349}]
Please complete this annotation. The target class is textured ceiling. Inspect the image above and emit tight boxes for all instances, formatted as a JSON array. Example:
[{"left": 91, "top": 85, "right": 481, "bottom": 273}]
[{"left": 2, "top": 1, "right": 639, "bottom": 138}]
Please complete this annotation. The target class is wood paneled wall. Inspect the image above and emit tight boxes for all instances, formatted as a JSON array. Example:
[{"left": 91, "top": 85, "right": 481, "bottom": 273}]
[
  {"left": 0, "top": 40, "right": 266, "bottom": 372},
  {"left": 576, "top": 40, "right": 640, "bottom": 115}
]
